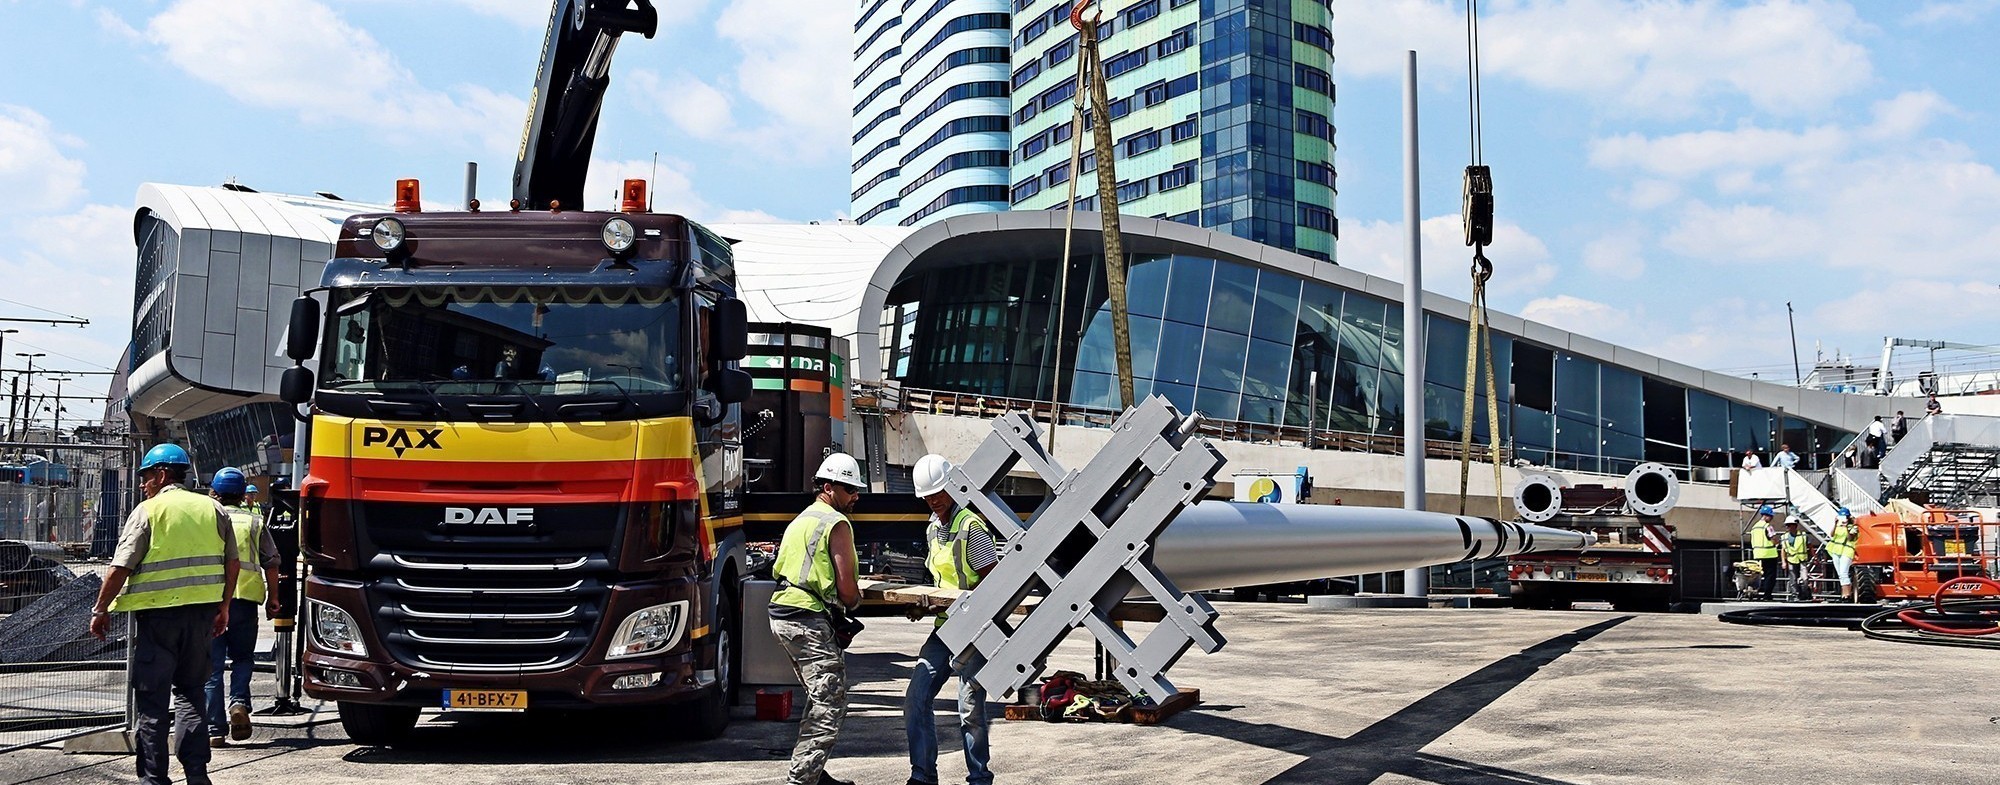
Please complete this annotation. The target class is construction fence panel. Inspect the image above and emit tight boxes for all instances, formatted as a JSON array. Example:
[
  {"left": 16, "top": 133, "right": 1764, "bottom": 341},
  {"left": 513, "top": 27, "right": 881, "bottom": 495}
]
[{"left": 0, "top": 572, "right": 131, "bottom": 754}]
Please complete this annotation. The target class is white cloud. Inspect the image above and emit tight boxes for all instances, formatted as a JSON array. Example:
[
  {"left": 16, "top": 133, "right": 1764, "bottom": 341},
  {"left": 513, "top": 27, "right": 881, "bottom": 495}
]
[
  {"left": 585, "top": 156, "right": 783, "bottom": 224},
  {"left": 0, "top": 202, "right": 140, "bottom": 377},
  {"left": 143, "top": 0, "right": 525, "bottom": 152},
  {"left": 1337, "top": 214, "right": 1553, "bottom": 300},
  {"left": 1863, "top": 90, "right": 1953, "bottom": 140},
  {"left": 629, "top": 70, "right": 736, "bottom": 141},
  {"left": 1581, "top": 232, "right": 1646, "bottom": 278},
  {"left": 0, "top": 106, "right": 88, "bottom": 213},
  {"left": 1590, "top": 124, "right": 1849, "bottom": 179},
  {"left": 1618, "top": 179, "right": 1682, "bottom": 210},
  {"left": 1337, "top": 0, "right": 1873, "bottom": 116},
  {"left": 708, "top": 0, "right": 851, "bottom": 159},
  {"left": 1906, "top": 0, "right": 2000, "bottom": 25},
  {"left": 1519, "top": 294, "right": 1630, "bottom": 337}
]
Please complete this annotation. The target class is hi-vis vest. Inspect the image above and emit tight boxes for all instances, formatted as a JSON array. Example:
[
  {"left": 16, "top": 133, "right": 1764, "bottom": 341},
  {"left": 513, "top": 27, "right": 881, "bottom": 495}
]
[
  {"left": 927, "top": 507, "right": 989, "bottom": 626},
  {"left": 228, "top": 506, "right": 266, "bottom": 603},
  {"left": 1827, "top": 522, "right": 1858, "bottom": 558},
  {"left": 1750, "top": 523, "right": 1779, "bottom": 559},
  {"left": 111, "top": 487, "right": 228, "bottom": 612},
  {"left": 771, "top": 501, "right": 854, "bottom": 614},
  {"left": 1784, "top": 532, "right": 1810, "bottom": 565}
]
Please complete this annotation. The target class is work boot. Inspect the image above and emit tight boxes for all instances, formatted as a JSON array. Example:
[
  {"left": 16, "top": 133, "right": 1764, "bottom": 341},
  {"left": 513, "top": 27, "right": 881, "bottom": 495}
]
[
  {"left": 229, "top": 703, "right": 252, "bottom": 741},
  {"left": 817, "top": 771, "right": 856, "bottom": 785},
  {"left": 209, "top": 736, "right": 228, "bottom": 748}
]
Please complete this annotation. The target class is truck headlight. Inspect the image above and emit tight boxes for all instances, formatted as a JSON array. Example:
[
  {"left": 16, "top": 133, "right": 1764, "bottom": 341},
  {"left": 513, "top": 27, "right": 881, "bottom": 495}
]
[
  {"left": 310, "top": 600, "right": 368, "bottom": 657},
  {"left": 601, "top": 216, "right": 637, "bottom": 254},
  {"left": 606, "top": 600, "right": 688, "bottom": 659},
  {"left": 370, "top": 217, "right": 406, "bottom": 253}
]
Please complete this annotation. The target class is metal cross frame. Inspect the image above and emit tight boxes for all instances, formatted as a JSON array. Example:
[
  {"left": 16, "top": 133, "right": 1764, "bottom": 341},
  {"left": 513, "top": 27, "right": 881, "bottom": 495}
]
[{"left": 935, "top": 396, "right": 1226, "bottom": 701}]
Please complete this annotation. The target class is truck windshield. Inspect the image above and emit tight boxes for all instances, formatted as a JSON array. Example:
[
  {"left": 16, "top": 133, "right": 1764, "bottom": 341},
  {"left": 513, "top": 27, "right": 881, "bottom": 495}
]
[{"left": 322, "top": 286, "right": 683, "bottom": 395}]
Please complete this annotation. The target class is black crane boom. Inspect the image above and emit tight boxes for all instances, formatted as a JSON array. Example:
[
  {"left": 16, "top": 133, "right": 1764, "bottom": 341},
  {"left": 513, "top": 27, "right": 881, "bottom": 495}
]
[{"left": 512, "top": 0, "right": 658, "bottom": 211}]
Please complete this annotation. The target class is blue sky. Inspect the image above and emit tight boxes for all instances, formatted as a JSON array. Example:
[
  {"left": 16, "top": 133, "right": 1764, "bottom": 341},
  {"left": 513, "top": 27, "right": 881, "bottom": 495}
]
[{"left": 1, "top": 0, "right": 1997, "bottom": 421}]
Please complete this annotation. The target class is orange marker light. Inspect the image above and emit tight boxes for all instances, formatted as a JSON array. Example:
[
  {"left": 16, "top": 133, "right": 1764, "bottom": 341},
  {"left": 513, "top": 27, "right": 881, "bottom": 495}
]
[
  {"left": 621, "top": 179, "right": 648, "bottom": 213},
  {"left": 393, "top": 179, "right": 422, "bottom": 213}
]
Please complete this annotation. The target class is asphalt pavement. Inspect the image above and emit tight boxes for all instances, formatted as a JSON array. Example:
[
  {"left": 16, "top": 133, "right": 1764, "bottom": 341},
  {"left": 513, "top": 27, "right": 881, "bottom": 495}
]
[{"left": 6, "top": 603, "right": 1996, "bottom": 785}]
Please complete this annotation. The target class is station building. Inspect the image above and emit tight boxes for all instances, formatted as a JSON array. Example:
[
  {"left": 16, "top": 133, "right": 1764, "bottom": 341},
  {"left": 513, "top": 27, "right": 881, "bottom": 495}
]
[{"left": 115, "top": 185, "right": 1923, "bottom": 543}]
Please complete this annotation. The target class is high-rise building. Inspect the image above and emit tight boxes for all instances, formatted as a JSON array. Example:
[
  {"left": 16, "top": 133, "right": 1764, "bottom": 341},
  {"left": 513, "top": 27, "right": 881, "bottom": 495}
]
[
  {"left": 851, "top": 1, "right": 1336, "bottom": 262},
  {"left": 850, "top": 0, "right": 1015, "bottom": 227}
]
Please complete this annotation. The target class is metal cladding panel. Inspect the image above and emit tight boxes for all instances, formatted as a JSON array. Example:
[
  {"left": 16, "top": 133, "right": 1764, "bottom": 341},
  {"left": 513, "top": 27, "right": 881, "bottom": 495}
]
[
  {"left": 1700, "top": 371, "right": 1754, "bottom": 402},
  {"left": 171, "top": 274, "right": 207, "bottom": 352},
  {"left": 233, "top": 309, "right": 268, "bottom": 390},
  {"left": 1655, "top": 358, "right": 1705, "bottom": 387},
  {"left": 238, "top": 233, "right": 273, "bottom": 308},
  {"left": 203, "top": 252, "right": 239, "bottom": 335},
  {"left": 1567, "top": 333, "right": 1616, "bottom": 364},
  {"left": 270, "top": 236, "right": 302, "bottom": 287},
  {"left": 1521, "top": 319, "right": 1568, "bottom": 350},
  {"left": 178, "top": 229, "right": 211, "bottom": 276},
  {"left": 1611, "top": 345, "right": 1661, "bottom": 377},
  {"left": 202, "top": 332, "right": 236, "bottom": 379}
]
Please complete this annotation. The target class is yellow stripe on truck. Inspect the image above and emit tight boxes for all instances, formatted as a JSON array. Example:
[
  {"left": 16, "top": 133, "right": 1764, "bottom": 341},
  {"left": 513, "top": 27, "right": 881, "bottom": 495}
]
[{"left": 310, "top": 414, "right": 695, "bottom": 463}]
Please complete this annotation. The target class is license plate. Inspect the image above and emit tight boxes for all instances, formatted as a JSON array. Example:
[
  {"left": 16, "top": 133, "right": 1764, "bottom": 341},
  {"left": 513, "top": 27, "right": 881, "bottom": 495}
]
[
  {"left": 443, "top": 689, "right": 527, "bottom": 712},
  {"left": 1575, "top": 572, "right": 1609, "bottom": 581}
]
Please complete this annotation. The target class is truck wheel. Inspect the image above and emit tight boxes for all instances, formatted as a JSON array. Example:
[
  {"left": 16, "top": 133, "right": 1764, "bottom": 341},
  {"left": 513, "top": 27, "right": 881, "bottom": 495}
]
[
  {"left": 338, "top": 702, "right": 419, "bottom": 747},
  {"left": 1852, "top": 567, "right": 1881, "bottom": 604},
  {"left": 676, "top": 589, "right": 737, "bottom": 740}
]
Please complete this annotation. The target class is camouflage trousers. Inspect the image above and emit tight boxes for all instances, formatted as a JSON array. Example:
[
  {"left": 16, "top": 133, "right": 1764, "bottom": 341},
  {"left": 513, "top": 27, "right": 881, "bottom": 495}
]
[{"left": 772, "top": 614, "right": 848, "bottom": 785}]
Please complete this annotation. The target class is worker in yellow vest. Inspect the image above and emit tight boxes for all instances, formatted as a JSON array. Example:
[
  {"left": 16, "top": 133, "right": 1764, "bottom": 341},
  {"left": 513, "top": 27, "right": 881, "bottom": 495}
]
[
  {"left": 1826, "top": 507, "right": 1860, "bottom": 601},
  {"left": 1783, "top": 520, "right": 1813, "bottom": 601},
  {"left": 90, "top": 444, "right": 239, "bottom": 785},
  {"left": 1748, "top": 506, "right": 1782, "bottom": 600},
  {"left": 202, "top": 468, "right": 282, "bottom": 747},
  {"left": 904, "top": 454, "right": 998, "bottom": 785},
  {"left": 769, "top": 453, "right": 865, "bottom": 785}
]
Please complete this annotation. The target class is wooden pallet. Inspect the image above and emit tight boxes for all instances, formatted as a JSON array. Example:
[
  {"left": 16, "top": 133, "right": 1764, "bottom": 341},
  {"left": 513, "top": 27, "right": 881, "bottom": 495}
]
[
  {"left": 1002, "top": 688, "right": 1200, "bottom": 725},
  {"left": 858, "top": 579, "right": 1168, "bottom": 623}
]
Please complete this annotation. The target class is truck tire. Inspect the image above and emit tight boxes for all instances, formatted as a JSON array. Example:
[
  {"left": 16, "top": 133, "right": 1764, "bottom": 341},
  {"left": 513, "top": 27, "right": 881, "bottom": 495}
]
[
  {"left": 338, "top": 702, "right": 419, "bottom": 747},
  {"left": 675, "top": 586, "right": 737, "bottom": 740},
  {"left": 1852, "top": 567, "right": 1881, "bottom": 604}
]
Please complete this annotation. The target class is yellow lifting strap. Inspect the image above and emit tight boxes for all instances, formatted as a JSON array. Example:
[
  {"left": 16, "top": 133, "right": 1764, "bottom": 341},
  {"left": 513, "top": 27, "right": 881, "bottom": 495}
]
[{"left": 1456, "top": 249, "right": 1505, "bottom": 516}]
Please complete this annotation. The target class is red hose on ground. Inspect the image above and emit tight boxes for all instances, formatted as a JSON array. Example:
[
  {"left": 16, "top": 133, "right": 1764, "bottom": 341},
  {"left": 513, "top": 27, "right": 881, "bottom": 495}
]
[{"left": 1895, "top": 576, "right": 2000, "bottom": 636}]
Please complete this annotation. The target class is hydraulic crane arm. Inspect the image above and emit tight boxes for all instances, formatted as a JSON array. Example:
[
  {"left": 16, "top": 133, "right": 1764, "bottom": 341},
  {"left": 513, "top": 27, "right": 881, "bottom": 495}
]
[{"left": 512, "top": 0, "right": 658, "bottom": 211}]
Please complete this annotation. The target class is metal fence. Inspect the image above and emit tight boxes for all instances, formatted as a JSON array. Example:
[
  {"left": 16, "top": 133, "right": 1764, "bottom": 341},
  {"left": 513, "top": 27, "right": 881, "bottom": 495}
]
[
  {"left": 0, "top": 572, "right": 131, "bottom": 754},
  {"left": 0, "top": 483, "right": 121, "bottom": 559}
]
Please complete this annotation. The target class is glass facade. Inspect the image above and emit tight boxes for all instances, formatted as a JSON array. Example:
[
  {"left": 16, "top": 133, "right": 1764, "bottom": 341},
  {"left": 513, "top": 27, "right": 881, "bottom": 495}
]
[{"left": 886, "top": 252, "right": 1854, "bottom": 473}]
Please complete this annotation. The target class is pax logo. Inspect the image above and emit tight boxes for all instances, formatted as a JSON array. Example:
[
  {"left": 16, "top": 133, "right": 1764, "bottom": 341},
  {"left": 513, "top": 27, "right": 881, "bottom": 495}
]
[
  {"left": 443, "top": 507, "right": 535, "bottom": 526},
  {"left": 361, "top": 426, "right": 444, "bottom": 457}
]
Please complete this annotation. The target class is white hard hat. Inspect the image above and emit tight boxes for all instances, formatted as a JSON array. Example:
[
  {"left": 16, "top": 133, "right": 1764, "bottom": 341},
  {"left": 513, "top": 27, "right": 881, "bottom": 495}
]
[
  {"left": 913, "top": 454, "right": 954, "bottom": 497},
  {"left": 814, "top": 453, "right": 864, "bottom": 488}
]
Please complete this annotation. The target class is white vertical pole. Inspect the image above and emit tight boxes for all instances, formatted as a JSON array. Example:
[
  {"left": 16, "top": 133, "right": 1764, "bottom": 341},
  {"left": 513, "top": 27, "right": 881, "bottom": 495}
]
[{"left": 1402, "top": 50, "right": 1429, "bottom": 599}]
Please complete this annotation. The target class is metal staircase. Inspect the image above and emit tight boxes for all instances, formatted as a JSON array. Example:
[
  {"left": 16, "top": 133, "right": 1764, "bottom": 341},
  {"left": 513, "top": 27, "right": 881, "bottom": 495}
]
[{"left": 1885, "top": 443, "right": 2000, "bottom": 508}]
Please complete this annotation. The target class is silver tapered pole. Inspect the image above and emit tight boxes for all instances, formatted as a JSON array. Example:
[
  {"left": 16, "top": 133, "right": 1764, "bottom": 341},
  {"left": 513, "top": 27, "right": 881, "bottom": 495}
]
[{"left": 1402, "top": 49, "right": 1429, "bottom": 598}]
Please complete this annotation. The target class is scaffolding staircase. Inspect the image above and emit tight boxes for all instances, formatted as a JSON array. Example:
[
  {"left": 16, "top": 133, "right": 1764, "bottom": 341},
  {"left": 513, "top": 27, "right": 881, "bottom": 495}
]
[{"left": 1879, "top": 414, "right": 2000, "bottom": 508}]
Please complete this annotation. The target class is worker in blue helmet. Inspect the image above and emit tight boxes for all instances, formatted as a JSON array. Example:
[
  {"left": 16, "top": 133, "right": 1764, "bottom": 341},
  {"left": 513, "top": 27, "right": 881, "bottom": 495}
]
[
  {"left": 203, "top": 469, "right": 281, "bottom": 747},
  {"left": 1748, "top": 505, "right": 1782, "bottom": 601},
  {"left": 245, "top": 484, "right": 260, "bottom": 510},
  {"left": 91, "top": 444, "right": 240, "bottom": 785}
]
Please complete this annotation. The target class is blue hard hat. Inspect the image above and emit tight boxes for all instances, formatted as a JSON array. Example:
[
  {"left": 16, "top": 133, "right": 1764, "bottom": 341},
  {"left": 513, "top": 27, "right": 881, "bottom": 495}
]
[
  {"left": 210, "top": 467, "right": 247, "bottom": 495},
  {"left": 246, "top": 484, "right": 260, "bottom": 494},
  {"left": 1837, "top": 506, "right": 1851, "bottom": 518},
  {"left": 1758, "top": 505, "right": 1775, "bottom": 516},
  {"left": 139, "top": 444, "right": 192, "bottom": 471}
]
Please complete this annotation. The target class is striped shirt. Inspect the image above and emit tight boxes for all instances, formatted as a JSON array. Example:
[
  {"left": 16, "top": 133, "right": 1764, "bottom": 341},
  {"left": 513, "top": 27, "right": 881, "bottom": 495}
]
[{"left": 929, "top": 508, "right": 998, "bottom": 573}]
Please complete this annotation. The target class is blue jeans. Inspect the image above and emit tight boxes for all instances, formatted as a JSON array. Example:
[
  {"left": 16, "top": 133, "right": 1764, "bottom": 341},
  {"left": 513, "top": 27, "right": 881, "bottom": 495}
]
[
  {"left": 905, "top": 632, "right": 992, "bottom": 785},
  {"left": 205, "top": 599, "right": 258, "bottom": 737}
]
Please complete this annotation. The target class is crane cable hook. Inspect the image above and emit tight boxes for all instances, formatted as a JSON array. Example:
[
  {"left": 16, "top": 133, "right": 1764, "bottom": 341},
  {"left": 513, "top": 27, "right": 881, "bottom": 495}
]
[{"left": 1069, "top": 0, "right": 1101, "bottom": 30}]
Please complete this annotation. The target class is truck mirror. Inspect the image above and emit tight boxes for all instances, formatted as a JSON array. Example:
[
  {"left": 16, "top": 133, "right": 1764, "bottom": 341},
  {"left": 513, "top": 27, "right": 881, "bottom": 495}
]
[
  {"left": 286, "top": 297, "right": 321, "bottom": 361},
  {"left": 280, "top": 366, "right": 315, "bottom": 405},
  {"left": 715, "top": 297, "right": 748, "bottom": 362},
  {"left": 716, "top": 367, "right": 751, "bottom": 405}
]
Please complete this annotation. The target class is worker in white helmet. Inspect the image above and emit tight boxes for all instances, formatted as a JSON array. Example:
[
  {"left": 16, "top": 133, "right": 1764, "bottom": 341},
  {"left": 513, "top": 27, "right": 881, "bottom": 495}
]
[
  {"left": 768, "top": 453, "right": 866, "bottom": 785},
  {"left": 903, "top": 453, "right": 998, "bottom": 785}
]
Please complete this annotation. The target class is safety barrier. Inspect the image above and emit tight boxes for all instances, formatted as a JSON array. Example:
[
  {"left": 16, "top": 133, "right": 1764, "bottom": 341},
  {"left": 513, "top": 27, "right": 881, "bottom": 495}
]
[{"left": 0, "top": 572, "right": 131, "bottom": 754}]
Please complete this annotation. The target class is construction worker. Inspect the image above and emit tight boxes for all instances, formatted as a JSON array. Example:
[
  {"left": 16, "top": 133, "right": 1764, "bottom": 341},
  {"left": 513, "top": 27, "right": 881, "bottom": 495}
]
[
  {"left": 1783, "top": 520, "right": 1813, "bottom": 601},
  {"left": 244, "top": 483, "right": 260, "bottom": 513},
  {"left": 769, "top": 453, "right": 865, "bottom": 785},
  {"left": 204, "top": 468, "right": 282, "bottom": 747},
  {"left": 904, "top": 454, "right": 997, "bottom": 785},
  {"left": 1750, "top": 506, "right": 1782, "bottom": 600},
  {"left": 1827, "top": 507, "right": 1860, "bottom": 601},
  {"left": 90, "top": 444, "right": 240, "bottom": 785}
]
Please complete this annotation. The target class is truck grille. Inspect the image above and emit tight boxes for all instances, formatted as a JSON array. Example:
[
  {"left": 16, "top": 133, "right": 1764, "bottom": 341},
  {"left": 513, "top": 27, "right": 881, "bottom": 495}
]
[{"left": 352, "top": 503, "right": 623, "bottom": 673}]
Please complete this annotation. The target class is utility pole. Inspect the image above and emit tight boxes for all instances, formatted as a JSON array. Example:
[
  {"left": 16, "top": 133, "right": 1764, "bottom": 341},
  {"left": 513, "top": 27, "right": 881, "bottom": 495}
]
[
  {"left": 1786, "top": 302, "right": 1803, "bottom": 386},
  {"left": 0, "top": 316, "right": 87, "bottom": 327},
  {"left": 16, "top": 353, "right": 44, "bottom": 440},
  {"left": 0, "top": 330, "right": 12, "bottom": 442},
  {"left": 1401, "top": 50, "right": 1428, "bottom": 599}
]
